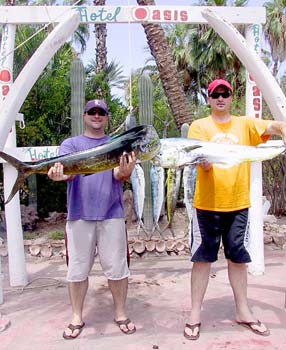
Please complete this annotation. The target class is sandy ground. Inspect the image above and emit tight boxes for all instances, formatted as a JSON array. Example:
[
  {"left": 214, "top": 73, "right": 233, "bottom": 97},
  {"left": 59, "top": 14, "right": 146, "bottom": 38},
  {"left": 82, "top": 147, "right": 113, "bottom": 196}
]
[{"left": 0, "top": 246, "right": 286, "bottom": 350}]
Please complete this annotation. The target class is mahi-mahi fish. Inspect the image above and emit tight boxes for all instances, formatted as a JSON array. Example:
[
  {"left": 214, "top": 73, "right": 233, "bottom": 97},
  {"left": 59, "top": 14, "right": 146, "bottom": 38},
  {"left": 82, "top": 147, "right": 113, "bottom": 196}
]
[
  {"left": 150, "top": 164, "right": 165, "bottom": 234},
  {"left": 166, "top": 168, "right": 182, "bottom": 235},
  {"left": 152, "top": 138, "right": 286, "bottom": 169},
  {"left": 0, "top": 125, "right": 161, "bottom": 204},
  {"left": 130, "top": 163, "right": 146, "bottom": 238},
  {"left": 183, "top": 165, "right": 196, "bottom": 235}
]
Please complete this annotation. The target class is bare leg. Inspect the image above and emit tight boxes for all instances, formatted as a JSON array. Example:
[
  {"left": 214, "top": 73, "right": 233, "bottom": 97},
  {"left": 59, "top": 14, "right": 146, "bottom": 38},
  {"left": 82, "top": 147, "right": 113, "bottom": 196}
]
[
  {"left": 108, "top": 277, "right": 135, "bottom": 333},
  {"left": 184, "top": 262, "right": 211, "bottom": 338},
  {"left": 227, "top": 260, "right": 268, "bottom": 333},
  {"left": 63, "top": 278, "right": 88, "bottom": 337}
]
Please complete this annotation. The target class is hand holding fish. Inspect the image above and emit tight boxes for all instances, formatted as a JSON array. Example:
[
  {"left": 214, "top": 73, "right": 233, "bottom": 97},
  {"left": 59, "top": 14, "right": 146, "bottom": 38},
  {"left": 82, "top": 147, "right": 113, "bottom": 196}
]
[
  {"left": 48, "top": 162, "right": 75, "bottom": 182},
  {"left": 114, "top": 151, "right": 136, "bottom": 181},
  {"left": 265, "top": 121, "right": 286, "bottom": 145},
  {"left": 199, "top": 159, "right": 212, "bottom": 171}
]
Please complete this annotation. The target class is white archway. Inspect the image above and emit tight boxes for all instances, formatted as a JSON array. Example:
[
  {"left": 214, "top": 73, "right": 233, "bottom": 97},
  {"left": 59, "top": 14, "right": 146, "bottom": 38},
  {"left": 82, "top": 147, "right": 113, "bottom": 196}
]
[{"left": 1, "top": 5, "right": 281, "bottom": 303}]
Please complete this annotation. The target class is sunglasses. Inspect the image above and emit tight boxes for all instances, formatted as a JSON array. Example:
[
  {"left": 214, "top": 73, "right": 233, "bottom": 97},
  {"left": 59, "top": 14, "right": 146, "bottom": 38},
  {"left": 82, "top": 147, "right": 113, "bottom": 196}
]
[
  {"left": 87, "top": 109, "right": 106, "bottom": 116},
  {"left": 210, "top": 91, "right": 231, "bottom": 99}
]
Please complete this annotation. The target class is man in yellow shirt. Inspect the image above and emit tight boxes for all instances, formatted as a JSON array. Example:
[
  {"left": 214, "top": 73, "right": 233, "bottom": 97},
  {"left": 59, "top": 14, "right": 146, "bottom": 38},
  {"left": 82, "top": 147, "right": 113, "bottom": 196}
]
[{"left": 184, "top": 79, "right": 286, "bottom": 340}]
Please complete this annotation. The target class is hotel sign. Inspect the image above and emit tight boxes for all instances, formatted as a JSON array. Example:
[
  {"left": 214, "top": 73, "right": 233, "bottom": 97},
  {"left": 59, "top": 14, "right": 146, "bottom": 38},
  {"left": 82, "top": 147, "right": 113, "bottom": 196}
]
[
  {"left": 0, "top": 6, "right": 266, "bottom": 25},
  {"left": 247, "top": 24, "right": 262, "bottom": 119},
  {"left": 0, "top": 146, "right": 59, "bottom": 163}
]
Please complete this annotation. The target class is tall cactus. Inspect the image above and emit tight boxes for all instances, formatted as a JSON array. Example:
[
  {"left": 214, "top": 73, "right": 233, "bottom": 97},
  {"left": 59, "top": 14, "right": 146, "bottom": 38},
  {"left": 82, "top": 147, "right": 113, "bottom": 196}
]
[
  {"left": 70, "top": 56, "right": 85, "bottom": 136},
  {"left": 181, "top": 123, "right": 189, "bottom": 138},
  {"left": 138, "top": 74, "right": 154, "bottom": 234}
]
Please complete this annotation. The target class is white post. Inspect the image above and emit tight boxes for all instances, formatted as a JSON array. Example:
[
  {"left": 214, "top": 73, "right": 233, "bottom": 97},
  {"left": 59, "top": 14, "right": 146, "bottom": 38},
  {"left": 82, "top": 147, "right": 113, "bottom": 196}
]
[
  {"left": 245, "top": 24, "right": 264, "bottom": 275},
  {"left": 0, "top": 24, "right": 28, "bottom": 293},
  {"left": 4, "top": 136, "right": 28, "bottom": 288}
]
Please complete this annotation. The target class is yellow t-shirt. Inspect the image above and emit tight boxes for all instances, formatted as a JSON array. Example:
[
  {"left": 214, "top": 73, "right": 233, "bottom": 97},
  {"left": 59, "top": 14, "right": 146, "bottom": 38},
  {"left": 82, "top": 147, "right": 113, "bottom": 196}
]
[{"left": 188, "top": 116, "right": 271, "bottom": 211}]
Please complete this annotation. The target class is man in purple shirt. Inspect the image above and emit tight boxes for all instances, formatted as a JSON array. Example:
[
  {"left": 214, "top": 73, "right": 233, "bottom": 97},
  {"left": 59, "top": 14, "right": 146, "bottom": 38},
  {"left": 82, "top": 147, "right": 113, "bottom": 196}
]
[{"left": 48, "top": 99, "right": 136, "bottom": 339}]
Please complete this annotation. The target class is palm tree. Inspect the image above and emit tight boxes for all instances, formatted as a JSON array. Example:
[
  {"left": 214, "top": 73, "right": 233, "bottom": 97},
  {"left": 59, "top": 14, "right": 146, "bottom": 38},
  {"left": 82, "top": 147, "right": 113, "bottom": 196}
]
[
  {"left": 264, "top": 0, "right": 286, "bottom": 77},
  {"left": 165, "top": 0, "right": 248, "bottom": 103},
  {"left": 165, "top": 24, "right": 197, "bottom": 93},
  {"left": 93, "top": 0, "right": 107, "bottom": 73},
  {"left": 91, "top": 0, "right": 108, "bottom": 97},
  {"left": 86, "top": 59, "right": 127, "bottom": 90},
  {"left": 165, "top": 23, "right": 210, "bottom": 103},
  {"left": 188, "top": 23, "right": 245, "bottom": 99},
  {"left": 137, "top": 0, "right": 193, "bottom": 129}
]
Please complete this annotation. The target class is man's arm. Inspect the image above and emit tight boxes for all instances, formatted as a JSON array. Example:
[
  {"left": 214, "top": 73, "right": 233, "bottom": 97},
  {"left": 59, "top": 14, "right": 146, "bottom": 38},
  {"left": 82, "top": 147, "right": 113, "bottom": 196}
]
[
  {"left": 264, "top": 121, "right": 286, "bottom": 144},
  {"left": 113, "top": 151, "right": 136, "bottom": 181}
]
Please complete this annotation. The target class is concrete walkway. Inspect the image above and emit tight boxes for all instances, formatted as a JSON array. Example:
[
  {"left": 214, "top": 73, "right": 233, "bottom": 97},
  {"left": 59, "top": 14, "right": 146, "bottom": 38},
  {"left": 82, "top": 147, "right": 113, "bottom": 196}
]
[{"left": 0, "top": 247, "right": 286, "bottom": 350}]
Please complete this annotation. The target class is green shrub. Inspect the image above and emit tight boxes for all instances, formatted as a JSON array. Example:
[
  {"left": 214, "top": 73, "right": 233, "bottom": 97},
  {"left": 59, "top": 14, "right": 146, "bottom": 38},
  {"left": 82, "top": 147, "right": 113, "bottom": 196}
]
[
  {"left": 48, "top": 231, "right": 65, "bottom": 240},
  {"left": 23, "top": 232, "right": 37, "bottom": 240}
]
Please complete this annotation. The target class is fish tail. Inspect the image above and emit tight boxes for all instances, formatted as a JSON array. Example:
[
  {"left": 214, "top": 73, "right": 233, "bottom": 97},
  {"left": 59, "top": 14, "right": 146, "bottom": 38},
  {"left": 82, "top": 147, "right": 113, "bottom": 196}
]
[
  {"left": 160, "top": 222, "right": 170, "bottom": 234},
  {"left": 139, "top": 219, "right": 150, "bottom": 239},
  {"left": 0, "top": 151, "right": 33, "bottom": 204},
  {"left": 136, "top": 221, "right": 148, "bottom": 239},
  {"left": 154, "top": 222, "right": 164, "bottom": 236}
]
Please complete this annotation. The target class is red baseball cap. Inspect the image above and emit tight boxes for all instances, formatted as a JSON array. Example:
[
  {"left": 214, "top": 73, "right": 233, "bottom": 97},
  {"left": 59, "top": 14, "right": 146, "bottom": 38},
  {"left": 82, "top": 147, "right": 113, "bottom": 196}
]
[{"left": 208, "top": 79, "right": 232, "bottom": 95}]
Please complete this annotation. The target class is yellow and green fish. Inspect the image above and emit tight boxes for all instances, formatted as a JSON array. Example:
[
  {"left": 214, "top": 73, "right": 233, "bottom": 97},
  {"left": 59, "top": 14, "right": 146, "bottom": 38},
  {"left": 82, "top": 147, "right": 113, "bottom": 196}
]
[{"left": 0, "top": 125, "right": 161, "bottom": 204}]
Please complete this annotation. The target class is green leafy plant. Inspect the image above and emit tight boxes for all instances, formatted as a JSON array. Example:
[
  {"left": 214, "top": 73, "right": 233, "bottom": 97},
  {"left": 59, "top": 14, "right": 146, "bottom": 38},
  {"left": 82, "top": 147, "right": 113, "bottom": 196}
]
[
  {"left": 23, "top": 232, "right": 37, "bottom": 240},
  {"left": 48, "top": 231, "right": 65, "bottom": 240}
]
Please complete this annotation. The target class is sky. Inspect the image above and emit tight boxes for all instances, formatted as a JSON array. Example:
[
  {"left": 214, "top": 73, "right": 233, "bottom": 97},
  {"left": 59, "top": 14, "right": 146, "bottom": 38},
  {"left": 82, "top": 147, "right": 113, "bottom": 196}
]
[{"left": 79, "top": 0, "right": 268, "bottom": 100}]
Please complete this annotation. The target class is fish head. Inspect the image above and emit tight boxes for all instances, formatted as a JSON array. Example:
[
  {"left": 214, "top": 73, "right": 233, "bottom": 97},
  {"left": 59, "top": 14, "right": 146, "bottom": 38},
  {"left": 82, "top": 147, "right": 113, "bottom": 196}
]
[
  {"left": 152, "top": 138, "right": 203, "bottom": 168},
  {"left": 151, "top": 139, "right": 180, "bottom": 168},
  {"left": 132, "top": 125, "right": 161, "bottom": 162}
]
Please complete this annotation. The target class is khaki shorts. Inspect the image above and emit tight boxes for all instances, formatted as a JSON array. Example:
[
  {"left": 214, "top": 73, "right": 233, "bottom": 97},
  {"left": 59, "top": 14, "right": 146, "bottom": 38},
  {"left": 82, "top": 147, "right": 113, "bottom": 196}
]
[{"left": 66, "top": 218, "right": 130, "bottom": 282}]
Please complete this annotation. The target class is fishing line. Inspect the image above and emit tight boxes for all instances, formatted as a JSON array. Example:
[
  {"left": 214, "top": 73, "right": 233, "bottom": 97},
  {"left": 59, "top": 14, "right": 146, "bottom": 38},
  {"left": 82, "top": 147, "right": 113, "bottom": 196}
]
[
  {"left": 1, "top": 0, "right": 83, "bottom": 62},
  {"left": 127, "top": 0, "right": 133, "bottom": 113},
  {"left": 44, "top": 5, "right": 56, "bottom": 30}
]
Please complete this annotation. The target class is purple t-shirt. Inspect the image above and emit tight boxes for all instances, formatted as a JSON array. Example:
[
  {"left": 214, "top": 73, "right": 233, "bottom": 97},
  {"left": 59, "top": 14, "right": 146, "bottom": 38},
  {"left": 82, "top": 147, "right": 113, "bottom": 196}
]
[{"left": 60, "top": 134, "right": 124, "bottom": 221}]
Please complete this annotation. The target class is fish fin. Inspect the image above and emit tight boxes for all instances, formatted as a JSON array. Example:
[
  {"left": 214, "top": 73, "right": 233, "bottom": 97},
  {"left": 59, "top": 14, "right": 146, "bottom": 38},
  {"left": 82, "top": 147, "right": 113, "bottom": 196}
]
[
  {"left": 4, "top": 172, "right": 27, "bottom": 205},
  {"left": 110, "top": 125, "right": 146, "bottom": 143},
  {"left": 0, "top": 151, "right": 32, "bottom": 204},
  {"left": 139, "top": 219, "right": 149, "bottom": 238},
  {"left": 0, "top": 151, "right": 27, "bottom": 169},
  {"left": 169, "top": 227, "right": 176, "bottom": 238},
  {"left": 184, "top": 145, "right": 202, "bottom": 152},
  {"left": 194, "top": 155, "right": 239, "bottom": 168}
]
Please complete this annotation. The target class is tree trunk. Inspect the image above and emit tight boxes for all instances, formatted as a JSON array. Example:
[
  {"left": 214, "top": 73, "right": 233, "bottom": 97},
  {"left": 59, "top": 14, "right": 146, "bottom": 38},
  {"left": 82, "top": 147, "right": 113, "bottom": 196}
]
[
  {"left": 93, "top": 0, "right": 107, "bottom": 73},
  {"left": 137, "top": 0, "right": 193, "bottom": 129}
]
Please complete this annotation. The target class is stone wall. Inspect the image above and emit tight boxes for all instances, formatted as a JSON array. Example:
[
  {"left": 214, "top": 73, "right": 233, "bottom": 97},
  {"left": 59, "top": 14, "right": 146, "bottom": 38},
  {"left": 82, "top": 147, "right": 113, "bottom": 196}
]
[{"left": 0, "top": 219, "right": 285, "bottom": 260}]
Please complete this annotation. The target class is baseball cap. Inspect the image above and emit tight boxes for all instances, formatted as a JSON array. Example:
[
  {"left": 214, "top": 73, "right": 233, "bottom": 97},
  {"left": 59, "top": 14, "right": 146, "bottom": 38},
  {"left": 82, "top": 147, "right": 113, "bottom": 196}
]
[
  {"left": 84, "top": 99, "right": 109, "bottom": 114},
  {"left": 208, "top": 79, "right": 232, "bottom": 95}
]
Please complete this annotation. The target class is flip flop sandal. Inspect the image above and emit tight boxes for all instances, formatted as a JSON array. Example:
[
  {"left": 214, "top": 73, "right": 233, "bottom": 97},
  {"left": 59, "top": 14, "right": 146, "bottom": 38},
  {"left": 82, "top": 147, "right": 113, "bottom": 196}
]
[
  {"left": 184, "top": 322, "right": 201, "bottom": 340},
  {"left": 114, "top": 318, "right": 136, "bottom": 335},
  {"left": 236, "top": 320, "right": 270, "bottom": 336},
  {"left": 62, "top": 322, "right": 85, "bottom": 340}
]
